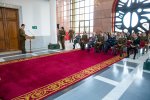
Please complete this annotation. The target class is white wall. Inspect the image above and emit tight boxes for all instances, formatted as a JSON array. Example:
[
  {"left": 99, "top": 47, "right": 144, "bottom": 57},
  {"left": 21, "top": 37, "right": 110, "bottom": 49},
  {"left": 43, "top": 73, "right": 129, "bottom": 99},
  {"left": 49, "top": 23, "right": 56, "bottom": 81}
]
[{"left": 0, "top": 0, "right": 51, "bottom": 51}]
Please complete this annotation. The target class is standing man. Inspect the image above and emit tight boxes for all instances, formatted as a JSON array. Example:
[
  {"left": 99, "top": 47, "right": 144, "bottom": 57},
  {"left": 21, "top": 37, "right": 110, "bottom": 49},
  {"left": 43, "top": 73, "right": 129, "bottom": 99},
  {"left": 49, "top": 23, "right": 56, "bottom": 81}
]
[
  {"left": 59, "top": 27, "right": 66, "bottom": 50},
  {"left": 19, "top": 24, "right": 28, "bottom": 54},
  {"left": 68, "top": 29, "right": 74, "bottom": 43}
]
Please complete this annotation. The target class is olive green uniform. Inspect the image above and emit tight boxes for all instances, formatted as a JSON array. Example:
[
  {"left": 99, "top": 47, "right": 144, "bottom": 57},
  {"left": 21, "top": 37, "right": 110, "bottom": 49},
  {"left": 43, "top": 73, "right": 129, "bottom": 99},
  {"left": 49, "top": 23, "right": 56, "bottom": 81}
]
[
  {"left": 94, "top": 34, "right": 104, "bottom": 52},
  {"left": 19, "top": 28, "right": 26, "bottom": 53},
  {"left": 80, "top": 34, "right": 88, "bottom": 50},
  {"left": 117, "top": 37, "right": 126, "bottom": 57},
  {"left": 60, "top": 30, "right": 66, "bottom": 49},
  {"left": 69, "top": 29, "right": 74, "bottom": 43}
]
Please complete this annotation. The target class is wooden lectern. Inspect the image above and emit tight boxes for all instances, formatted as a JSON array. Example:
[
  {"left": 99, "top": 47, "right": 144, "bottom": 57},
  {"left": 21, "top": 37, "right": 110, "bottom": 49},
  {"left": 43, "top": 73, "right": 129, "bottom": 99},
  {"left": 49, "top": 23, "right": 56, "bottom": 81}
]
[{"left": 26, "top": 36, "right": 35, "bottom": 53}]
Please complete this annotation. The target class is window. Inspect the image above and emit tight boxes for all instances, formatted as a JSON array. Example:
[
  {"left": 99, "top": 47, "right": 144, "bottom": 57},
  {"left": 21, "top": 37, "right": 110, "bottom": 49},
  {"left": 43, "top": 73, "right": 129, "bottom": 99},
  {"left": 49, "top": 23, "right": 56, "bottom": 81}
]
[
  {"left": 114, "top": 0, "right": 150, "bottom": 34},
  {"left": 57, "top": 0, "right": 94, "bottom": 34}
]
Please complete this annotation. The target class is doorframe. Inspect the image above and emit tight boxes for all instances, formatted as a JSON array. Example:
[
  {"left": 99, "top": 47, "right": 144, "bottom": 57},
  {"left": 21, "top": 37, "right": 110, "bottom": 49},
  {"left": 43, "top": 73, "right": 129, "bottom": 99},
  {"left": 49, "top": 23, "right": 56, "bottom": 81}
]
[
  {"left": 0, "top": 2, "right": 23, "bottom": 26},
  {"left": 0, "top": 3, "right": 23, "bottom": 52}
]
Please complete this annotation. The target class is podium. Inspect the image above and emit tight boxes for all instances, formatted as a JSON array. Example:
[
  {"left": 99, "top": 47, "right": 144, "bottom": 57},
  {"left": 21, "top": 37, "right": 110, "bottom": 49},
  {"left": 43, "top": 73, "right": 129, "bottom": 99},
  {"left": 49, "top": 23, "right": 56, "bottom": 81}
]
[{"left": 26, "top": 36, "right": 35, "bottom": 53}]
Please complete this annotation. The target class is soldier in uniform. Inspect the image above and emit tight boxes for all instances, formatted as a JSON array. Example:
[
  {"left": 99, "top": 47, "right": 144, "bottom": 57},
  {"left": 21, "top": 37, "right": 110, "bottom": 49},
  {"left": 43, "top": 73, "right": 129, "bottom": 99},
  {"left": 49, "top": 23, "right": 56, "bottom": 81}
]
[
  {"left": 80, "top": 31, "right": 88, "bottom": 50},
  {"left": 19, "top": 24, "right": 29, "bottom": 54},
  {"left": 68, "top": 29, "right": 74, "bottom": 43},
  {"left": 59, "top": 27, "right": 66, "bottom": 50},
  {"left": 116, "top": 33, "right": 127, "bottom": 57},
  {"left": 94, "top": 32, "right": 104, "bottom": 53}
]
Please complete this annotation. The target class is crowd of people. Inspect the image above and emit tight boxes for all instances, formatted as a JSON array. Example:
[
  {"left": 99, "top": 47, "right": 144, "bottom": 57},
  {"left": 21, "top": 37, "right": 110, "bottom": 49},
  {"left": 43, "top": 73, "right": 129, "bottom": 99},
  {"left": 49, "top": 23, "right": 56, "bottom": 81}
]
[{"left": 57, "top": 28, "right": 150, "bottom": 59}]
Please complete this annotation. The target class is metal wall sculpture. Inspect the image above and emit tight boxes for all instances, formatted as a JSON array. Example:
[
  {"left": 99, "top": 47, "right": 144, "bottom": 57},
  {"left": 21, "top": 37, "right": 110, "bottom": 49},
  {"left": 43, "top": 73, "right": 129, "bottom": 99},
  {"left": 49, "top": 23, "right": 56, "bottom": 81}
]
[{"left": 114, "top": 0, "right": 150, "bottom": 34}]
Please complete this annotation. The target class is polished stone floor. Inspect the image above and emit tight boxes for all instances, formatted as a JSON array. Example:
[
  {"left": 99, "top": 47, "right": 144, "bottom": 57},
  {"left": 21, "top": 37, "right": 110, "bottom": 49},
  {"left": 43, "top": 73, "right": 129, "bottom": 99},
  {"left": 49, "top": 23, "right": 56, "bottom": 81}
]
[{"left": 0, "top": 41, "right": 150, "bottom": 100}]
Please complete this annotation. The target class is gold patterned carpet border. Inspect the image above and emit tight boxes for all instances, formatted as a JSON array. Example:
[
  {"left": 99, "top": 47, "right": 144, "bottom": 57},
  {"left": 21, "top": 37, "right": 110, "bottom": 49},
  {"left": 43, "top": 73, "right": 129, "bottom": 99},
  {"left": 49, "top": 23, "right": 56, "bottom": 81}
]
[
  {"left": 0, "top": 49, "right": 78, "bottom": 66},
  {"left": 11, "top": 54, "right": 126, "bottom": 100}
]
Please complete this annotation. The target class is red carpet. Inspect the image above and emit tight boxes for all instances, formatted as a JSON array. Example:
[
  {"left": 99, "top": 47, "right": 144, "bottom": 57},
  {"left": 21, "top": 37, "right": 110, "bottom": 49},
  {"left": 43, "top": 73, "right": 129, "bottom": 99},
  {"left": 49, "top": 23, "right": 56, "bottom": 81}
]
[{"left": 0, "top": 50, "right": 125, "bottom": 100}]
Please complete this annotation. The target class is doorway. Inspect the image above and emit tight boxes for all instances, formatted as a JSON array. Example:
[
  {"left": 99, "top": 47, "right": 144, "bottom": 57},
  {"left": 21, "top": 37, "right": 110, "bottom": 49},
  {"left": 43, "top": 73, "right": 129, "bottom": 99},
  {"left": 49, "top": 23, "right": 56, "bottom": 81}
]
[{"left": 0, "top": 7, "right": 20, "bottom": 52}]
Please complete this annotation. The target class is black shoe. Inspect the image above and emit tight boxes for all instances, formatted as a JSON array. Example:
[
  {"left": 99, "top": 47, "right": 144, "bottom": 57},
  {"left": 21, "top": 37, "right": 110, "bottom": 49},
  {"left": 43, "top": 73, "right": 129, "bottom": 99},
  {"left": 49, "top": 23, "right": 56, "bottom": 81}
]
[
  {"left": 22, "top": 51, "right": 26, "bottom": 54},
  {"left": 73, "top": 45, "right": 75, "bottom": 49}
]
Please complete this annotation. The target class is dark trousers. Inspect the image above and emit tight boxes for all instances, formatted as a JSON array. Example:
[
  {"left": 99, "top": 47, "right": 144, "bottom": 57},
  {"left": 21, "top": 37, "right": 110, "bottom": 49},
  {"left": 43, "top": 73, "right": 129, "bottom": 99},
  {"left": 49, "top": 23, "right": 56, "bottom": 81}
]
[
  {"left": 60, "top": 39, "right": 65, "bottom": 49},
  {"left": 94, "top": 43, "right": 103, "bottom": 53},
  {"left": 20, "top": 40, "right": 26, "bottom": 53},
  {"left": 80, "top": 42, "right": 85, "bottom": 50},
  {"left": 127, "top": 47, "right": 137, "bottom": 59},
  {"left": 69, "top": 36, "right": 74, "bottom": 43},
  {"left": 73, "top": 39, "right": 79, "bottom": 49},
  {"left": 87, "top": 42, "right": 95, "bottom": 51},
  {"left": 103, "top": 42, "right": 111, "bottom": 53}
]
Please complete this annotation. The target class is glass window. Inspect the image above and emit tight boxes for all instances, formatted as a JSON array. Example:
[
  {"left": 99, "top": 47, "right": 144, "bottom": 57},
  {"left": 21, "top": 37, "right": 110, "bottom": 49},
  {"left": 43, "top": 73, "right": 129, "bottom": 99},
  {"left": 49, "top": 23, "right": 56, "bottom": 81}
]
[
  {"left": 80, "top": 8, "right": 84, "bottom": 14},
  {"left": 85, "top": 14, "right": 90, "bottom": 20},
  {"left": 85, "top": 0, "right": 90, "bottom": 7},
  {"left": 90, "top": 27, "right": 93, "bottom": 32},
  {"left": 90, "top": 0, "right": 94, "bottom": 6},
  {"left": 80, "top": 21, "right": 84, "bottom": 27},
  {"left": 80, "top": 1, "right": 84, "bottom": 8},
  {"left": 75, "top": 21, "right": 79, "bottom": 27},
  {"left": 85, "top": 21, "right": 89, "bottom": 26},
  {"left": 90, "top": 13, "right": 93, "bottom": 19},
  {"left": 75, "top": 28, "right": 79, "bottom": 33},
  {"left": 75, "top": 2, "right": 79, "bottom": 8},
  {"left": 90, "top": 6, "right": 94, "bottom": 13},
  {"left": 80, "top": 14, "right": 84, "bottom": 20},
  {"left": 90, "top": 20, "right": 93, "bottom": 26},
  {"left": 75, "top": 9, "right": 79, "bottom": 14},
  {"left": 75, "top": 15, "right": 79, "bottom": 21},
  {"left": 80, "top": 27, "right": 84, "bottom": 33},
  {"left": 75, "top": 0, "right": 80, "bottom": 2},
  {"left": 85, "top": 7, "right": 90, "bottom": 13}
]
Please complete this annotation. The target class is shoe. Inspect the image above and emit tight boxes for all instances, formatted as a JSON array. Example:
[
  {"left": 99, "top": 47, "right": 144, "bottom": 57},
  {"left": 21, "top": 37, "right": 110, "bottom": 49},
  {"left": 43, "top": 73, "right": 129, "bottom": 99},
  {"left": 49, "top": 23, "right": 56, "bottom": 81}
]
[
  {"left": 73, "top": 45, "right": 75, "bottom": 49},
  {"left": 22, "top": 51, "right": 26, "bottom": 54}
]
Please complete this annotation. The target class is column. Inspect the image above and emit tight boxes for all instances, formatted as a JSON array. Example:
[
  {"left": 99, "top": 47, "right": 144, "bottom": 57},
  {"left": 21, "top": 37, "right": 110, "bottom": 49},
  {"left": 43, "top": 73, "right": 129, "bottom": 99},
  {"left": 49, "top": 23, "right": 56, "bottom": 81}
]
[{"left": 49, "top": 0, "right": 57, "bottom": 44}]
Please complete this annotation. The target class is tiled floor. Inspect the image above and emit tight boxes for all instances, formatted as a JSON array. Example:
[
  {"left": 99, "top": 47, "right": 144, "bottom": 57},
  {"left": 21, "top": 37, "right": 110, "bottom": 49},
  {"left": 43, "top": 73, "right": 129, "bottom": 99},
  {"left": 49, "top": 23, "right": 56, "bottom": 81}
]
[{"left": 0, "top": 41, "right": 150, "bottom": 100}]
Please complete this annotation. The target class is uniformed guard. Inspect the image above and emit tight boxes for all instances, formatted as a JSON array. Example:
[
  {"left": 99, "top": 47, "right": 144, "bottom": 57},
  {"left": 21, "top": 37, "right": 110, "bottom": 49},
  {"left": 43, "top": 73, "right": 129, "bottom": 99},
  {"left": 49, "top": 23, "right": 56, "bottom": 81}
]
[
  {"left": 116, "top": 34, "right": 127, "bottom": 57},
  {"left": 19, "top": 24, "right": 28, "bottom": 54},
  {"left": 59, "top": 27, "right": 66, "bottom": 50},
  {"left": 68, "top": 29, "right": 74, "bottom": 43}
]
